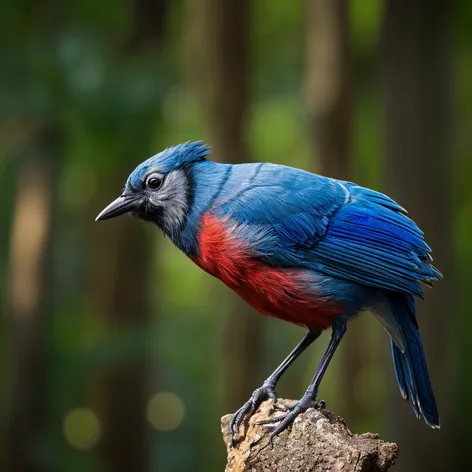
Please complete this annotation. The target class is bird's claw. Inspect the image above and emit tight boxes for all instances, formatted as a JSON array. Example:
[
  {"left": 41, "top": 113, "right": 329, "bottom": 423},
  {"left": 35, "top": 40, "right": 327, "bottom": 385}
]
[
  {"left": 273, "top": 402, "right": 289, "bottom": 412},
  {"left": 247, "top": 432, "right": 275, "bottom": 462},
  {"left": 255, "top": 397, "right": 325, "bottom": 440},
  {"left": 229, "top": 382, "right": 278, "bottom": 446}
]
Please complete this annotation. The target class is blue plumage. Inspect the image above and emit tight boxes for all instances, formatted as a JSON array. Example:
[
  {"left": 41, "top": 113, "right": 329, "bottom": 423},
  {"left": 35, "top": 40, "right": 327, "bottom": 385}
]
[
  {"left": 389, "top": 293, "right": 439, "bottom": 427},
  {"left": 96, "top": 141, "right": 441, "bottom": 436},
  {"left": 212, "top": 161, "right": 440, "bottom": 298},
  {"left": 128, "top": 141, "right": 210, "bottom": 190}
]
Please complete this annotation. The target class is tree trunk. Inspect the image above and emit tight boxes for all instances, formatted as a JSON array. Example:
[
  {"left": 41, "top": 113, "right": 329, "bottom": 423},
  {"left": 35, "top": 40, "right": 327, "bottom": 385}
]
[
  {"left": 383, "top": 1, "right": 454, "bottom": 470},
  {"left": 94, "top": 2, "right": 168, "bottom": 471},
  {"left": 6, "top": 127, "right": 58, "bottom": 472},
  {"left": 187, "top": 0, "right": 263, "bottom": 413},
  {"left": 124, "top": 0, "right": 168, "bottom": 52},
  {"left": 91, "top": 202, "right": 153, "bottom": 472},
  {"left": 305, "top": 0, "right": 367, "bottom": 427},
  {"left": 305, "top": 0, "right": 352, "bottom": 179}
]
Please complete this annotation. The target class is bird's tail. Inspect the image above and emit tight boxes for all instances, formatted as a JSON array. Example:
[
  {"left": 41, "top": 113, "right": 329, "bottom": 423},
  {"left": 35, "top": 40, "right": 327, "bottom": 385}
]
[{"left": 388, "top": 292, "right": 440, "bottom": 428}]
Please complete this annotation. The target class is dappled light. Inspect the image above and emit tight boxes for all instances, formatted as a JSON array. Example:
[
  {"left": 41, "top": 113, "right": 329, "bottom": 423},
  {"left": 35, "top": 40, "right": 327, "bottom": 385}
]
[
  {"left": 63, "top": 407, "right": 102, "bottom": 450},
  {"left": 146, "top": 392, "right": 185, "bottom": 432}
]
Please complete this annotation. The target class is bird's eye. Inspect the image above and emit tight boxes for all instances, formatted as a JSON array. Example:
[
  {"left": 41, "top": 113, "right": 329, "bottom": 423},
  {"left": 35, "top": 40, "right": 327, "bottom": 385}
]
[{"left": 145, "top": 173, "right": 164, "bottom": 190}]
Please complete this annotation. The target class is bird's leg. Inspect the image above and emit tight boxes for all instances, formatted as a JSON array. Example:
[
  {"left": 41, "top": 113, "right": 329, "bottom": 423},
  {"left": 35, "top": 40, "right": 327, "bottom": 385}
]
[
  {"left": 229, "top": 329, "right": 319, "bottom": 444},
  {"left": 256, "top": 318, "right": 347, "bottom": 442}
]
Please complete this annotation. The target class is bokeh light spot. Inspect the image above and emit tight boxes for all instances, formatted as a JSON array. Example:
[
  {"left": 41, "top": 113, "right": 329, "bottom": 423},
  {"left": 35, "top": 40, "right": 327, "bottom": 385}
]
[
  {"left": 146, "top": 392, "right": 185, "bottom": 432},
  {"left": 63, "top": 407, "right": 102, "bottom": 450}
]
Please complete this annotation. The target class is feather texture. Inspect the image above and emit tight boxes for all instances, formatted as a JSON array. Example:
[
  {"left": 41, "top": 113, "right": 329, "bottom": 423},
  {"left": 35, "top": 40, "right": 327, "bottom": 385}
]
[{"left": 209, "top": 164, "right": 441, "bottom": 298}]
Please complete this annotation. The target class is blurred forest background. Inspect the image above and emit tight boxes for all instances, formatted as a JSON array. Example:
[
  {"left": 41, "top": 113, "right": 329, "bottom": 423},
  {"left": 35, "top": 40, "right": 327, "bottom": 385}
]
[{"left": 0, "top": 0, "right": 470, "bottom": 471}]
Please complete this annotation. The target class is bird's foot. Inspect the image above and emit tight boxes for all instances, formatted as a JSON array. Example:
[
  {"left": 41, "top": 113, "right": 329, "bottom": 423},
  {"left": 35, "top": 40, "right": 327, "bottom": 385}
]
[
  {"left": 255, "top": 395, "right": 325, "bottom": 444},
  {"left": 229, "top": 382, "right": 278, "bottom": 446}
]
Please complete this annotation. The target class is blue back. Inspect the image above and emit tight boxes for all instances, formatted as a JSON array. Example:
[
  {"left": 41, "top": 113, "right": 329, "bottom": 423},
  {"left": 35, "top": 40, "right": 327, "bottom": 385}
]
[{"left": 190, "top": 161, "right": 441, "bottom": 298}]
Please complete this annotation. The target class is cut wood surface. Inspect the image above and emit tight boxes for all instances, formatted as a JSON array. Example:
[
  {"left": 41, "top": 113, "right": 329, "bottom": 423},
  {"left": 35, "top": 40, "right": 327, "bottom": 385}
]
[{"left": 222, "top": 399, "right": 398, "bottom": 472}]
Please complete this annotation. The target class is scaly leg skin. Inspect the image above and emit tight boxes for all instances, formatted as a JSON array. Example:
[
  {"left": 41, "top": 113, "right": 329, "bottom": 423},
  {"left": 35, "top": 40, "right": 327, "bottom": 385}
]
[
  {"left": 254, "top": 318, "right": 347, "bottom": 446},
  {"left": 229, "top": 330, "right": 319, "bottom": 445}
]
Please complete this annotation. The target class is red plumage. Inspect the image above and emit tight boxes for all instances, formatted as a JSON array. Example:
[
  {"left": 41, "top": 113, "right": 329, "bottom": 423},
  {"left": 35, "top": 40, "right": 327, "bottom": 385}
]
[{"left": 191, "top": 213, "right": 343, "bottom": 331}]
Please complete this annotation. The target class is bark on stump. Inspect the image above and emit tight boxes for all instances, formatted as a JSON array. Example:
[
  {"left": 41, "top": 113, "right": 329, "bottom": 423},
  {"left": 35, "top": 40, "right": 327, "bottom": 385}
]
[{"left": 222, "top": 399, "right": 398, "bottom": 472}]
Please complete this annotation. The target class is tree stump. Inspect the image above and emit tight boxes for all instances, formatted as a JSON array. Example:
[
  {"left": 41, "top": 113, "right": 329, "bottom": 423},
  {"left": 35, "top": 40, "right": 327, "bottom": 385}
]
[{"left": 221, "top": 399, "right": 399, "bottom": 472}]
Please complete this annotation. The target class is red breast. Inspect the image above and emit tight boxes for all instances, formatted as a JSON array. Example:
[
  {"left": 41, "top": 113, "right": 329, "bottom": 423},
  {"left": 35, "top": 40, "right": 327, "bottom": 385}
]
[{"left": 191, "top": 213, "right": 343, "bottom": 331}]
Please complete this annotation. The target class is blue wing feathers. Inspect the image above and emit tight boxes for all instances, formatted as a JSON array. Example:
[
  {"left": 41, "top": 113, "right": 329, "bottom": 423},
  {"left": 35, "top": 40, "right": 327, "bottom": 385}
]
[
  {"left": 217, "top": 164, "right": 346, "bottom": 248},
  {"left": 308, "top": 190, "right": 441, "bottom": 295},
  {"left": 342, "top": 182, "right": 407, "bottom": 214},
  {"left": 214, "top": 164, "right": 441, "bottom": 297}
]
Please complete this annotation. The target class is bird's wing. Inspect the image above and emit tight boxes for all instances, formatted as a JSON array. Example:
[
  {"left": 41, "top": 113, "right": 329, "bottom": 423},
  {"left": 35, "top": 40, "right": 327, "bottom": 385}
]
[{"left": 214, "top": 164, "right": 441, "bottom": 297}]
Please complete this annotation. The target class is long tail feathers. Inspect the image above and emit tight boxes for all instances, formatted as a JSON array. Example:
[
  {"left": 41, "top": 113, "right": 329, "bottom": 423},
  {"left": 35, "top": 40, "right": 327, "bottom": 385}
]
[{"left": 388, "top": 293, "right": 440, "bottom": 428}]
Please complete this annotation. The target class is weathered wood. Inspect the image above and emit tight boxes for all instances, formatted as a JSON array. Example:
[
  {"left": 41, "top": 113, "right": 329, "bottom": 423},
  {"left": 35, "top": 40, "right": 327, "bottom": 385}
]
[{"left": 222, "top": 399, "right": 398, "bottom": 472}]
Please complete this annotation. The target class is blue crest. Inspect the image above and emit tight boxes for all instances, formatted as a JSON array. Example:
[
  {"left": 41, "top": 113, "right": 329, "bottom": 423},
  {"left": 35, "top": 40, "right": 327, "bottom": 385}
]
[{"left": 127, "top": 141, "right": 210, "bottom": 190}]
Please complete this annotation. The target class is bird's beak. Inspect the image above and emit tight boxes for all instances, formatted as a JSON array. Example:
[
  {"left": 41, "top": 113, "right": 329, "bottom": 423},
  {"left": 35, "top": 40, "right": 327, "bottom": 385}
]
[{"left": 95, "top": 194, "right": 141, "bottom": 221}]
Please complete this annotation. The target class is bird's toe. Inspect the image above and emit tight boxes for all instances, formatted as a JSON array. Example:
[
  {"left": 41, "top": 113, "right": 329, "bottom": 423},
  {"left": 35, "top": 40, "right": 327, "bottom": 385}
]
[
  {"left": 255, "top": 394, "right": 321, "bottom": 440},
  {"left": 229, "top": 383, "right": 279, "bottom": 445}
]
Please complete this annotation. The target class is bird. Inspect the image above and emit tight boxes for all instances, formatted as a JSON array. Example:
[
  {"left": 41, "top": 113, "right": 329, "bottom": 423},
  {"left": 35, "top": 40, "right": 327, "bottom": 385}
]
[{"left": 96, "top": 141, "right": 441, "bottom": 443}]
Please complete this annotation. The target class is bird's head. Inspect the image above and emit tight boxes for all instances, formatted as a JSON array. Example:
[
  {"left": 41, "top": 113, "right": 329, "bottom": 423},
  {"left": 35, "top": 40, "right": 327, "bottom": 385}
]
[{"left": 96, "top": 141, "right": 210, "bottom": 234}]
